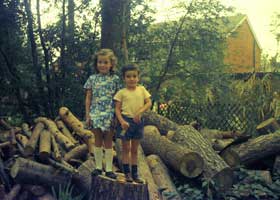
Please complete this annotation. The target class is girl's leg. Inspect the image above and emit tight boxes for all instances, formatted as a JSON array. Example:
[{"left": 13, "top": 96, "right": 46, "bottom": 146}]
[
  {"left": 92, "top": 129, "right": 103, "bottom": 175},
  {"left": 122, "top": 140, "right": 133, "bottom": 182},
  {"left": 103, "top": 130, "right": 116, "bottom": 179},
  {"left": 131, "top": 139, "right": 143, "bottom": 183}
]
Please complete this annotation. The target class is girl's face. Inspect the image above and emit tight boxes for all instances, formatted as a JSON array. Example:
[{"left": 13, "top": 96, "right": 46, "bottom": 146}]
[
  {"left": 97, "top": 55, "right": 112, "bottom": 74},
  {"left": 124, "top": 70, "right": 139, "bottom": 89}
]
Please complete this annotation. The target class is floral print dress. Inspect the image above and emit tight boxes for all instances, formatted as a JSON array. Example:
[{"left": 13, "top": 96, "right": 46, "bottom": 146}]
[{"left": 84, "top": 73, "right": 121, "bottom": 131}]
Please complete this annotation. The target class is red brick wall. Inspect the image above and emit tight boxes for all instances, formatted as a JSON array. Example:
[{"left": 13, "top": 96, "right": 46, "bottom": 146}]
[{"left": 224, "top": 20, "right": 261, "bottom": 73}]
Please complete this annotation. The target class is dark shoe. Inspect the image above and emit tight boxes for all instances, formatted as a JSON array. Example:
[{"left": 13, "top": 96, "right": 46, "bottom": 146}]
[
  {"left": 125, "top": 173, "right": 133, "bottom": 182},
  {"left": 105, "top": 171, "right": 117, "bottom": 179},
  {"left": 132, "top": 174, "right": 144, "bottom": 184},
  {"left": 92, "top": 169, "right": 102, "bottom": 176}
]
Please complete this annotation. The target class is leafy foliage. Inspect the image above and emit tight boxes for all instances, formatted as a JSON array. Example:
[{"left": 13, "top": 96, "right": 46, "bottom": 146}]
[{"left": 51, "top": 182, "right": 85, "bottom": 200}]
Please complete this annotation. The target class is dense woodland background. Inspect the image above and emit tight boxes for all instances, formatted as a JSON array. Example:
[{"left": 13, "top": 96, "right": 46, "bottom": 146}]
[
  {"left": 1, "top": 0, "right": 279, "bottom": 126},
  {"left": 1, "top": 0, "right": 280, "bottom": 199}
]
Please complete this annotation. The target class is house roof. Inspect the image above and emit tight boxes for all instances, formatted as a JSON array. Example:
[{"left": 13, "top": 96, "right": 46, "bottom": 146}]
[{"left": 224, "top": 13, "right": 261, "bottom": 50}]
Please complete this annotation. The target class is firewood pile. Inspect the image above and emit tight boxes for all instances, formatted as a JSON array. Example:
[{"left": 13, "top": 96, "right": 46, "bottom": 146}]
[{"left": 1, "top": 108, "right": 280, "bottom": 200}]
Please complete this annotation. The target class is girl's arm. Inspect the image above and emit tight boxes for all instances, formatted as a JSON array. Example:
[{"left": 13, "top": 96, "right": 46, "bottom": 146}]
[
  {"left": 115, "top": 101, "right": 129, "bottom": 130},
  {"left": 133, "top": 97, "right": 152, "bottom": 123},
  {"left": 85, "top": 89, "right": 92, "bottom": 126}
]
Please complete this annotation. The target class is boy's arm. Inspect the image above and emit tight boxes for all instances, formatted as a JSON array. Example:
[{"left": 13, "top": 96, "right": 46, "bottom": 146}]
[
  {"left": 115, "top": 101, "right": 129, "bottom": 130},
  {"left": 133, "top": 97, "right": 152, "bottom": 123}
]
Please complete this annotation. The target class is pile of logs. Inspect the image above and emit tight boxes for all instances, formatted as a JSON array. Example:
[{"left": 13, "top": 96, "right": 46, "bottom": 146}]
[{"left": 1, "top": 109, "right": 280, "bottom": 200}]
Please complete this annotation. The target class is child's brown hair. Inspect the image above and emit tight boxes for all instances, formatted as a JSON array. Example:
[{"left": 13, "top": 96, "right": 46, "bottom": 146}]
[{"left": 92, "top": 49, "right": 117, "bottom": 73}]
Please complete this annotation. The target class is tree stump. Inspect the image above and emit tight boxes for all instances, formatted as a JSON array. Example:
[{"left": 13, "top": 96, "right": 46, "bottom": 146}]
[{"left": 89, "top": 174, "right": 148, "bottom": 200}]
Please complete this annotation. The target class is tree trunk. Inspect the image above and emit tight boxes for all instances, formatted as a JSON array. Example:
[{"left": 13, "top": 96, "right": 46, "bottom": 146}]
[
  {"left": 24, "top": 0, "right": 48, "bottom": 115},
  {"left": 114, "top": 139, "right": 161, "bottom": 200},
  {"left": 138, "top": 145, "right": 161, "bottom": 200},
  {"left": 24, "top": 122, "right": 45, "bottom": 156},
  {"left": 222, "top": 130, "right": 280, "bottom": 166},
  {"left": 100, "top": 0, "right": 130, "bottom": 64},
  {"left": 64, "top": 144, "right": 88, "bottom": 162},
  {"left": 256, "top": 117, "right": 280, "bottom": 135},
  {"left": 55, "top": 120, "right": 78, "bottom": 145},
  {"left": 89, "top": 173, "right": 148, "bottom": 200},
  {"left": 34, "top": 117, "right": 75, "bottom": 150},
  {"left": 170, "top": 125, "right": 233, "bottom": 190},
  {"left": 10, "top": 157, "right": 71, "bottom": 187},
  {"left": 73, "top": 158, "right": 96, "bottom": 194},
  {"left": 142, "top": 111, "right": 178, "bottom": 134},
  {"left": 36, "top": 0, "right": 55, "bottom": 117},
  {"left": 142, "top": 126, "right": 204, "bottom": 178},
  {"left": 142, "top": 111, "right": 233, "bottom": 190},
  {"left": 4, "top": 184, "right": 21, "bottom": 200},
  {"left": 39, "top": 130, "right": 51, "bottom": 162},
  {"left": 147, "top": 155, "right": 182, "bottom": 200},
  {"left": 51, "top": 135, "right": 62, "bottom": 161}
]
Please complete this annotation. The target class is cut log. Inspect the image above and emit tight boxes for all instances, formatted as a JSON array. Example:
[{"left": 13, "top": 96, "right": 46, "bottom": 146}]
[
  {"left": 48, "top": 158, "right": 78, "bottom": 174},
  {"left": 142, "top": 111, "right": 178, "bottom": 135},
  {"left": 256, "top": 117, "right": 280, "bottom": 134},
  {"left": 147, "top": 155, "right": 182, "bottom": 200},
  {"left": 243, "top": 170, "right": 272, "bottom": 185},
  {"left": 273, "top": 156, "right": 280, "bottom": 173},
  {"left": 34, "top": 117, "right": 75, "bottom": 150},
  {"left": 73, "top": 158, "right": 96, "bottom": 193},
  {"left": 85, "top": 137, "right": 95, "bottom": 156},
  {"left": 200, "top": 128, "right": 243, "bottom": 140},
  {"left": 64, "top": 144, "right": 88, "bottom": 162},
  {"left": 55, "top": 120, "right": 79, "bottom": 145},
  {"left": 58, "top": 107, "right": 93, "bottom": 139},
  {"left": 4, "top": 184, "right": 21, "bottom": 200},
  {"left": 39, "top": 130, "right": 51, "bottom": 162},
  {"left": 222, "top": 130, "right": 280, "bottom": 166},
  {"left": 138, "top": 145, "right": 161, "bottom": 200},
  {"left": 51, "top": 135, "right": 62, "bottom": 161},
  {"left": 37, "top": 193, "right": 55, "bottom": 200},
  {"left": 24, "top": 184, "right": 47, "bottom": 197},
  {"left": 24, "top": 122, "right": 45, "bottom": 156},
  {"left": 10, "top": 157, "right": 71, "bottom": 187},
  {"left": 89, "top": 173, "right": 148, "bottom": 200},
  {"left": 0, "top": 156, "right": 11, "bottom": 190},
  {"left": 142, "top": 126, "right": 204, "bottom": 178},
  {"left": 169, "top": 125, "right": 233, "bottom": 190},
  {"left": 15, "top": 134, "right": 29, "bottom": 148},
  {"left": 21, "top": 123, "right": 32, "bottom": 138},
  {"left": 212, "top": 138, "right": 235, "bottom": 151},
  {"left": 219, "top": 148, "right": 240, "bottom": 168}
]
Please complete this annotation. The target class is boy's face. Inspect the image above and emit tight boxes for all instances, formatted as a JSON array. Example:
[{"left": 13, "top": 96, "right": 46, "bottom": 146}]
[
  {"left": 124, "top": 70, "right": 139, "bottom": 89},
  {"left": 96, "top": 55, "right": 112, "bottom": 74}
]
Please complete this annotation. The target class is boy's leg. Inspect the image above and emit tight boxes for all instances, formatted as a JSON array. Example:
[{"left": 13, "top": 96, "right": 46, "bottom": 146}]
[
  {"left": 122, "top": 140, "right": 133, "bottom": 182},
  {"left": 104, "top": 131, "right": 116, "bottom": 179},
  {"left": 131, "top": 139, "right": 143, "bottom": 183},
  {"left": 92, "top": 129, "right": 103, "bottom": 176}
]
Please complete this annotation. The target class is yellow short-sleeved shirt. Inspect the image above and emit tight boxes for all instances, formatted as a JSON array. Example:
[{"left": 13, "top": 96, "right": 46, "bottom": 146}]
[{"left": 114, "top": 85, "right": 151, "bottom": 118}]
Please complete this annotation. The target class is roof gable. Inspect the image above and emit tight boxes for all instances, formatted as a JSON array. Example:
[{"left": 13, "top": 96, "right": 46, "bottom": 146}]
[{"left": 224, "top": 13, "right": 261, "bottom": 50}]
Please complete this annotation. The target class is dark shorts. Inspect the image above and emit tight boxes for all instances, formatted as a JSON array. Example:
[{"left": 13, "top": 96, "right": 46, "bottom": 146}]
[{"left": 116, "top": 115, "right": 144, "bottom": 140}]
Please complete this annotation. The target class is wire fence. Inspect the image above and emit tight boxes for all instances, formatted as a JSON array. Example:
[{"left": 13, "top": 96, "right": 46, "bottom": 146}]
[{"left": 157, "top": 102, "right": 262, "bottom": 134}]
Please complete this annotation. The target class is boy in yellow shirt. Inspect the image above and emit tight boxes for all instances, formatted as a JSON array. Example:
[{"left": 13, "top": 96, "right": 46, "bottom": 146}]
[{"left": 114, "top": 64, "right": 152, "bottom": 183}]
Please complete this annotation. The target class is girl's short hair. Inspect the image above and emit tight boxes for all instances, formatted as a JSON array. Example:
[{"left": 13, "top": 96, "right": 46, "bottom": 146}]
[
  {"left": 92, "top": 49, "right": 117, "bottom": 73},
  {"left": 121, "top": 64, "right": 140, "bottom": 77}
]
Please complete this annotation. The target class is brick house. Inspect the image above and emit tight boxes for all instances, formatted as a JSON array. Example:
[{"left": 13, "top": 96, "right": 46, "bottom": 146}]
[{"left": 223, "top": 14, "right": 262, "bottom": 73}]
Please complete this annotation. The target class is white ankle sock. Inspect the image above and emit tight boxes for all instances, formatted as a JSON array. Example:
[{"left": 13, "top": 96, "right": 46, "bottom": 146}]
[
  {"left": 94, "top": 147, "right": 103, "bottom": 170},
  {"left": 105, "top": 148, "right": 113, "bottom": 172}
]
